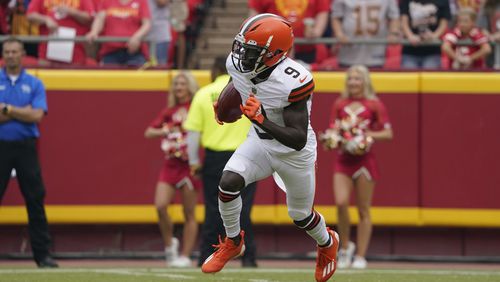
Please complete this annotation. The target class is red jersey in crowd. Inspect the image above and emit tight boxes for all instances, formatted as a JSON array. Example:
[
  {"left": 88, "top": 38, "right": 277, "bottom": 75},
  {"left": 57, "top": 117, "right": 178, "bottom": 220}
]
[
  {"left": 443, "top": 27, "right": 489, "bottom": 68},
  {"left": 97, "top": 0, "right": 150, "bottom": 58},
  {"left": 248, "top": 0, "right": 330, "bottom": 53},
  {"left": 27, "top": 0, "right": 95, "bottom": 64}
]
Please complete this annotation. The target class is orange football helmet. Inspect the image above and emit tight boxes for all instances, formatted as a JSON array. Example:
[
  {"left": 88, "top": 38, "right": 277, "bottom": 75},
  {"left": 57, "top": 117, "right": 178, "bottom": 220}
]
[{"left": 231, "top": 13, "right": 294, "bottom": 75}]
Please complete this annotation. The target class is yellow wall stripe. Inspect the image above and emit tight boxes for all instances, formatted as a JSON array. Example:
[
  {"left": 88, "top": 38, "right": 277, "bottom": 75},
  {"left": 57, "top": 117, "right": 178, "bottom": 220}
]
[
  {"left": 34, "top": 70, "right": 212, "bottom": 91},
  {"left": 1, "top": 205, "right": 499, "bottom": 227},
  {"left": 370, "top": 72, "right": 421, "bottom": 94},
  {"left": 421, "top": 208, "right": 500, "bottom": 227},
  {"left": 421, "top": 73, "right": 500, "bottom": 94},
  {"left": 38, "top": 70, "right": 169, "bottom": 91},
  {"left": 29, "top": 70, "right": 500, "bottom": 93}
]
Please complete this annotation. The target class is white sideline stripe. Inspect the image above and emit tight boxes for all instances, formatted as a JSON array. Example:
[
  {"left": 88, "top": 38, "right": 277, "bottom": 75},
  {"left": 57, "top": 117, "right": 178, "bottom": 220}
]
[
  {"left": 0, "top": 269, "right": 195, "bottom": 279},
  {"left": 0, "top": 268, "right": 500, "bottom": 276}
]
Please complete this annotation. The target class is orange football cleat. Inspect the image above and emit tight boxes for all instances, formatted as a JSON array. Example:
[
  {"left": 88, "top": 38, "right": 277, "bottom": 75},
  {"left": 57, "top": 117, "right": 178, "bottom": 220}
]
[
  {"left": 201, "top": 230, "right": 246, "bottom": 273},
  {"left": 315, "top": 228, "right": 340, "bottom": 282}
]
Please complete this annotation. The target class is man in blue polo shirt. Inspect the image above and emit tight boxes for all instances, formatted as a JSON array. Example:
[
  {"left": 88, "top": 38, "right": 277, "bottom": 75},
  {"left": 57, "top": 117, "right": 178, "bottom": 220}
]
[{"left": 0, "top": 37, "right": 58, "bottom": 268}]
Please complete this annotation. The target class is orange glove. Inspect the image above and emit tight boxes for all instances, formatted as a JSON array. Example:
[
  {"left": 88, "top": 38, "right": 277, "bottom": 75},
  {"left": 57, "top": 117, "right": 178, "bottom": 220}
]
[
  {"left": 213, "top": 101, "right": 223, "bottom": 125},
  {"left": 240, "top": 94, "right": 265, "bottom": 124}
]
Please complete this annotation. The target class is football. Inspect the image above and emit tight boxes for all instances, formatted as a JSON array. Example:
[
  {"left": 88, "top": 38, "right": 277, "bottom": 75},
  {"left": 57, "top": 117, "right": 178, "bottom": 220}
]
[{"left": 216, "top": 81, "right": 243, "bottom": 123}]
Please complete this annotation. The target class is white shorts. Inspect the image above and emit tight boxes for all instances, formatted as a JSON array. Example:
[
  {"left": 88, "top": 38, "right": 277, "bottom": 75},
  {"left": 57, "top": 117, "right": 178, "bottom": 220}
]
[{"left": 224, "top": 135, "right": 317, "bottom": 221}]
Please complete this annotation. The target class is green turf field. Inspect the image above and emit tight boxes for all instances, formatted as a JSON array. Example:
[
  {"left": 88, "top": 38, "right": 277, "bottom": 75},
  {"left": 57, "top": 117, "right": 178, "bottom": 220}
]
[{"left": 0, "top": 268, "right": 499, "bottom": 282}]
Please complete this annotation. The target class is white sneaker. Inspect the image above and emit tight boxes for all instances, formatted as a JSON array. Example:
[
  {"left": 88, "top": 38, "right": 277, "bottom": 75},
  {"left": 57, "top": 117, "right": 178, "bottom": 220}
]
[
  {"left": 337, "top": 241, "right": 355, "bottom": 269},
  {"left": 170, "top": 255, "right": 192, "bottom": 268},
  {"left": 165, "top": 237, "right": 179, "bottom": 264},
  {"left": 351, "top": 256, "right": 367, "bottom": 269}
]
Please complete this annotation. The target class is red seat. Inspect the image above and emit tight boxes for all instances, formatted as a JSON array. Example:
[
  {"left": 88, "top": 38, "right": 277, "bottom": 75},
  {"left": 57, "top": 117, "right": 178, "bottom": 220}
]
[
  {"left": 384, "top": 44, "right": 402, "bottom": 69},
  {"left": 85, "top": 57, "right": 98, "bottom": 66},
  {"left": 315, "top": 44, "right": 329, "bottom": 64}
]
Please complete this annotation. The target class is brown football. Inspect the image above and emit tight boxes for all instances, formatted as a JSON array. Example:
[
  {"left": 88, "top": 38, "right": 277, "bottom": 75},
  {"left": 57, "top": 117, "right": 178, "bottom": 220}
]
[{"left": 216, "top": 81, "right": 243, "bottom": 123}]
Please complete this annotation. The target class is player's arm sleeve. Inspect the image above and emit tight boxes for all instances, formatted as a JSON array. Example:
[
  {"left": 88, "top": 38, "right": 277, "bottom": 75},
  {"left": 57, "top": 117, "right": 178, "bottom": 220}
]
[
  {"left": 186, "top": 130, "right": 201, "bottom": 166},
  {"left": 288, "top": 78, "right": 315, "bottom": 102}
]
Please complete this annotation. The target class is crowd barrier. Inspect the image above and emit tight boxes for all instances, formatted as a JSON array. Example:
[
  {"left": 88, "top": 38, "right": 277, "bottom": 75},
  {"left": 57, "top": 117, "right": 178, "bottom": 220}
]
[{"left": 1, "top": 70, "right": 499, "bottom": 228}]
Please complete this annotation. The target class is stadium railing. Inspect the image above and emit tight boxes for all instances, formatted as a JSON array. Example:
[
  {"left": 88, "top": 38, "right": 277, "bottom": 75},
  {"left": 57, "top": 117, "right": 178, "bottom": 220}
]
[{"left": 0, "top": 35, "right": 498, "bottom": 69}]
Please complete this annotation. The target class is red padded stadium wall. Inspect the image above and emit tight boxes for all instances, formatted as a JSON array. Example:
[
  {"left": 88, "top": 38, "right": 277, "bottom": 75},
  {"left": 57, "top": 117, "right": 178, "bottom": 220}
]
[
  {"left": 309, "top": 93, "right": 420, "bottom": 207},
  {"left": 421, "top": 94, "right": 500, "bottom": 209},
  {"left": 1, "top": 90, "right": 276, "bottom": 206},
  {"left": 2, "top": 90, "right": 500, "bottom": 210},
  {"left": 3, "top": 90, "right": 166, "bottom": 205}
]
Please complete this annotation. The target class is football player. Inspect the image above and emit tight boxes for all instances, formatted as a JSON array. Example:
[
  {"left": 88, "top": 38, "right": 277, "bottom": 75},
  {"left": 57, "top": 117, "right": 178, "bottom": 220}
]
[{"left": 201, "top": 13, "right": 339, "bottom": 282}]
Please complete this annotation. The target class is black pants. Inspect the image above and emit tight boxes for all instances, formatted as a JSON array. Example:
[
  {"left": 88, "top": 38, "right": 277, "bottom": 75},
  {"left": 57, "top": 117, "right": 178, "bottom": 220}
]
[
  {"left": 198, "top": 149, "right": 257, "bottom": 266},
  {"left": 0, "top": 139, "right": 53, "bottom": 263}
]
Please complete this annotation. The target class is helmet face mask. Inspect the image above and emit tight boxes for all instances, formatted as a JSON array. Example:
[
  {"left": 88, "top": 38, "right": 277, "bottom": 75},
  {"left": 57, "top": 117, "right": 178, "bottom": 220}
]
[
  {"left": 231, "top": 39, "right": 266, "bottom": 73},
  {"left": 231, "top": 13, "right": 293, "bottom": 76}
]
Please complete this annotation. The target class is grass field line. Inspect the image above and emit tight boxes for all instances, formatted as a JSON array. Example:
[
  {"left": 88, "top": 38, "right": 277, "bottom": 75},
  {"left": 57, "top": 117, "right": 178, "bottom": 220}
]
[
  {"left": 150, "top": 268, "right": 500, "bottom": 276},
  {"left": 0, "top": 268, "right": 500, "bottom": 277},
  {"left": 0, "top": 269, "right": 197, "bottom": 280}
]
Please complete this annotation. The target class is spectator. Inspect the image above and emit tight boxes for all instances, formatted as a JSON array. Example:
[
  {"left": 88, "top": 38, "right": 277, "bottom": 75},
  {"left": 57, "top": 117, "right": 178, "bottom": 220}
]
[
  {"left": 169, "top": 0, "right": 188, "bottom": 68},
  {"left": 478, "top": 0, "right": 500, "bottom": 40},
  {"left": 0, "top": 1, "right": 9, "bottom": 35},
  {"left": 27, "top": 0, "right": 95, "bottom": 66},
  {"left": 477, "top": 0, "right": 500, "bottom": 69},
  {"left": 147, "top": 0, "right": 171, "bottom": 67},
  {"left": 450, "top": 0, "right": 483, "bottom": 24},
  {"left": 320, "top": 65, "right": 393, "bottom": 269},
  {"left": 7, "top": 0, "right": 40, "bottom": 58},
  {"left": 86, "top": 0, "right": 151, "bottom": 67},
  {"left": 0, "top": 37, "right": 58, "bottom": 268},
  {"left": 331, "top": 0, "right": 400, "bottom": 68},
  {"left": 248, "top": 0, "right": 330, "bottom": 64},
  {"left": 400, "top": 0, "right": 451, "bottom": 69},
  {"left": 144, "top": 71, "right": 200, "bottom": 267},
  {"left": 442, "top": 8, "right": 491, "bottom": 69},
  {"left": 183, "top": 56, "right": 258, "bottom": 268}
]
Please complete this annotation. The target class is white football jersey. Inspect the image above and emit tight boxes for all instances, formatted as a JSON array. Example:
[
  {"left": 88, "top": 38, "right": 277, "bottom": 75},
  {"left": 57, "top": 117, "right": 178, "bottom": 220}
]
[{"left": 226, "top": 55, "right": 317, "bottom": 160}]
